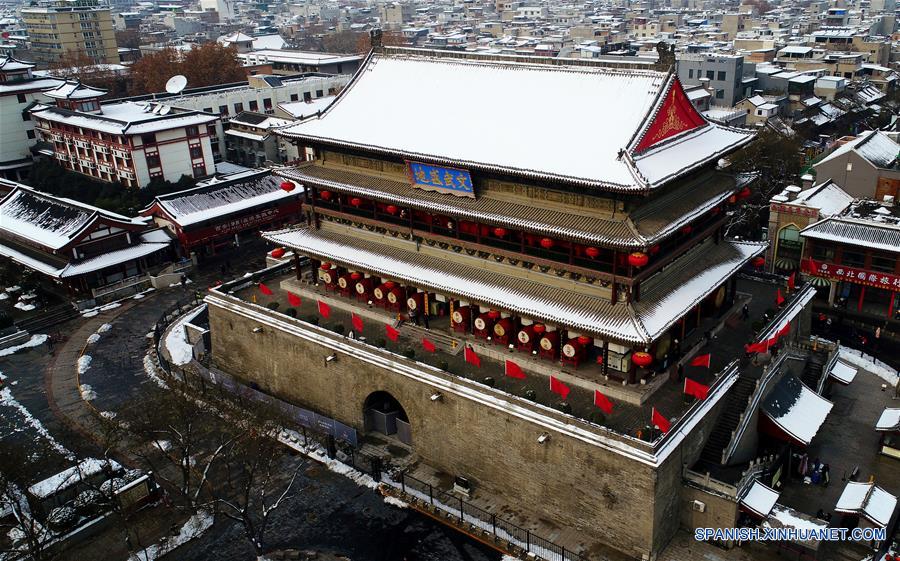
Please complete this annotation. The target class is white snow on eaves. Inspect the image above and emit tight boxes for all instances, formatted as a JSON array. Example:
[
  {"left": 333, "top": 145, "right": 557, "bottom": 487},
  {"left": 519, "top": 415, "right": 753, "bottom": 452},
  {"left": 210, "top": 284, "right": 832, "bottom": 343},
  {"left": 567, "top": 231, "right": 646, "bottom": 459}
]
[{"left": 0, "top": 334, "right": 47, "bottom": 357}]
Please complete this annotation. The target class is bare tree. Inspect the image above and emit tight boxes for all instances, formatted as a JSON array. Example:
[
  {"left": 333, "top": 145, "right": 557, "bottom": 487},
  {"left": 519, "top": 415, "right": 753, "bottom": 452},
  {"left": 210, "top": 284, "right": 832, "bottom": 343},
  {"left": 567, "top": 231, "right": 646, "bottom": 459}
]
[{"left": 0, "top": 441, "right": 59, "bottom": 561}]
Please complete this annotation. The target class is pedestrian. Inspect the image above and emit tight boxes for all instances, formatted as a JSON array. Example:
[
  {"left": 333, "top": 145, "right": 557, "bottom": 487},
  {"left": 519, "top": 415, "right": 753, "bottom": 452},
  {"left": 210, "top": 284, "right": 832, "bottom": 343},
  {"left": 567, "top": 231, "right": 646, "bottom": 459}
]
[
  {"left": 180, "top": 273, "right": 187, "bottom": 288},
  {"left": 423, "top": 313, "right": 430, "bottom": 329},
  {"left": 741, "top": 303, "right": 750, "bottom": 320},
  {"left": 676, "top": 363, "right": 684, "bottom": 382},
  {"left": 874, "top": 326, "right": 882, "bottom": 351},
  {"left": 823, "top": 464, "right": 830, "bottom": 487}
]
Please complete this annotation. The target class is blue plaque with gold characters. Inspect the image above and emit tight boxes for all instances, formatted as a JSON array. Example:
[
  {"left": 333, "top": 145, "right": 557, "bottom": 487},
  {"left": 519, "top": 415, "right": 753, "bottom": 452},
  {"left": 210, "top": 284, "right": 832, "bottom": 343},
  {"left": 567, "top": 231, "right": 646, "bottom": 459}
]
[{"left": 406, "top": 161, "right": 474, "bottom": 198}]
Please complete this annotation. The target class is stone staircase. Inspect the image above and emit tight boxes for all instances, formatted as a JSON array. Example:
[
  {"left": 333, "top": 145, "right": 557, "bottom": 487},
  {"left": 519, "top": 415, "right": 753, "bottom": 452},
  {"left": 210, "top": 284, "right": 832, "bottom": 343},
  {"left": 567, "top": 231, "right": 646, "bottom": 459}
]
[
  {"left": 15, "top": 303, "right": 80, "bottom": 333},
  {"left": 698, "top": 374, "right": 758, "bottom": 466},
  {"left": 799, "top": 349, "right": 828, "bottom": 390}
]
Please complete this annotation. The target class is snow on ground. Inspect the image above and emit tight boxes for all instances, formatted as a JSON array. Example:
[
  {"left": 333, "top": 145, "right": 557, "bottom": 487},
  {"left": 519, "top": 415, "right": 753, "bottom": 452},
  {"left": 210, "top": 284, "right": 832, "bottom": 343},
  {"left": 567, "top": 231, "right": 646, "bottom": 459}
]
[
  {"left": 79, "top": 384, "right": 97, "bottom": 401},
  {"left": 97, "top": 323, "right": 112, "bottom": 333},
  {"left": 0, "top": 334, "right": 47, "bottom": 357},
  {"left": 128, "top": 508, "right": 213, "bottom": 561},
  {"left": 19, "top": 293, "right": 36, "bottom": 301},
  {"left": 86, "top": 333, "right": 101, "bottom": 345},
  {"left": 5, "top": 286, "right": 20, "bottom": 293},
  {"left": 383, "top": 495, "right": 409, "bottom": 509},
  {"left": 99, "top": 303, "right": 120, "bottom": 312},
  {"left": 168, "top": 279, "right": 193, "bottom": 287},
  {"left": 277, "top": 429, "right": 378, "bottom": 490},
  {"left": 100, "top": 411, "right": 116, "bottom": 420},
  {"left": 13, "top": 302, "right": 35, "bottom": 311},
  {"left": 839, "top": 348, "right": 899, "bottom": 386},
  {"left": 142, "top": 354, "right": 169, "bottom": 390},
  {"left": 163, "top": 307, "right": 206, "bottom": 366},
  {"left": 82, "top": 311, "right": 99, "bottom": 318},
  {"left": 0, "top": 375, "right": 73, "bottom": 460},
  {"left": 77, "top": 355, "right": 92, "bottom": 375},
  {"left": 133, "top": 294, "right": 145, "bottom": 300},
  {"left": 0, "top": 293, "right": 7, "bottom": 300}
]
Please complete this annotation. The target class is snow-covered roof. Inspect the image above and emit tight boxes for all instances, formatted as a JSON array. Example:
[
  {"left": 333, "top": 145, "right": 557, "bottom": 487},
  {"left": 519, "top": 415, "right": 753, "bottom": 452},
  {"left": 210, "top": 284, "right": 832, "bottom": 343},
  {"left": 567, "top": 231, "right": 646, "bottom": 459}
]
[
  {"left": 31, "top": 101, "right": 218, "bottom": 136},
  {"left": 0, "top": 185, "right": 141, "bottom": 250},
  {"left": 762, "top": 375, "right": 833, "bottom": 446},
  {"left": 789, "top": 180, "right": 853, "bottom": 218},
  {"left": 219, "top": 31, "right": 254, "bottom": 43},
  {"left": 263, "top": 226, "right": 761, "bottom": 344},
  {"left": 43, "top": 80, "right": 107, "bottom": 100},
  {"left": 815, "top": 130, "right": 899, "bottom": 170},
  {"left": 764, "top": 504, "right": 829, "bottom": 541},
  {"left": 277, "top": 49, "right": 753, "bottom": 192},
  {"left": 801, "top": 217, "right": 900, "bottom": 255},
  {"left": 146, "top": 173, "right": 297, "bottom": 227},
  {"left": 828, "top": 359, "right": 857, "bottom": 385},
  {"left": 740, "top": 480, "right": 780, "bottom": 518},
  {"left": 876, "top": 408, "right": 900, "bottom": 432},
  {"left": 0, "top": 77, "right": 65, "bottom": 95},
  {"left": 250, "top": 34, "right": 286, "bottom": 50},
  {"left": 61, "top": 242, "right": 169, "bottom": 277},
  {"left": 0, "top": 55, "right": 35, "bottom": 71},
  {"left": 225, "top": 128, "right": 269, "bottom": 142},
  {"left": 835, "top": 482, "right": 897, "bottom": 528},
  {"left": 277, "top": 96, "right": 336, "bottom": 119},
  {"left": 28, "top": 458, "right": 122, "bottom": 499}
]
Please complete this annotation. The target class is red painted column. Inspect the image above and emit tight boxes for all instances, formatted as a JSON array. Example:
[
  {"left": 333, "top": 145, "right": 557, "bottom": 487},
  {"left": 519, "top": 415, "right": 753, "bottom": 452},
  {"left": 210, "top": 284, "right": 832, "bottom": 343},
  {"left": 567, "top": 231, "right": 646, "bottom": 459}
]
[{"left": 858, "top": 286, "right": 866, "bottom": 313}]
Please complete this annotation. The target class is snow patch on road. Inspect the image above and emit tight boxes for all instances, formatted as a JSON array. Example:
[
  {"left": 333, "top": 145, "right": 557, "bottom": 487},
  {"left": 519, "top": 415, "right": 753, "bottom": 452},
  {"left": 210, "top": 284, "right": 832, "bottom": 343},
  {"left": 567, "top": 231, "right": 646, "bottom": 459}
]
[
  {"left": 0, "top": 380, "right": 73, "bottom": 460},
  {"left": 839, "top": 348, "right": 899, "bottom": 387},
  {"left": 79, "top": 384, "right": 97, "bottom": 401},
  {"left": 127, "top": 508, "right": 213, "bottom": 561},
  {"left": 383, "top": 495, "right": 409, "bottom": 509},
  {"left": 77, "top": 355, "right": 92, "bottom": 374},
  {"left": 142, "top": 354, "right": 169, "bottom": 390},
  {"left": 97, "top": 323, "right": 112, "bottom": 333},
  {"left": 86, "top": 333, "right": 101, "bottom": 345},
  {"left": 0, "top": 334, "right": 47, "bottom": 357}
]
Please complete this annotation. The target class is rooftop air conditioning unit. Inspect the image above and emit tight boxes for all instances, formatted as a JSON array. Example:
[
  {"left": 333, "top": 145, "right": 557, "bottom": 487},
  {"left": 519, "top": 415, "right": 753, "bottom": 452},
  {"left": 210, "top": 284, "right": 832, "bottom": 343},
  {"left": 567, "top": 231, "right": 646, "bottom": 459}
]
[{"left": 692, "top": 500, "right": 706, "bottom": 513}]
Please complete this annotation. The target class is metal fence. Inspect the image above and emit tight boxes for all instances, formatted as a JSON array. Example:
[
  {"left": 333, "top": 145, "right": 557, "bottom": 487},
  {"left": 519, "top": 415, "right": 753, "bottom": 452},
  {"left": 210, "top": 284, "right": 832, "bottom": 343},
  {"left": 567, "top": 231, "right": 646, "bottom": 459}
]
[{"left": 151, "top": 297, "right": 590, "bottom": 561}]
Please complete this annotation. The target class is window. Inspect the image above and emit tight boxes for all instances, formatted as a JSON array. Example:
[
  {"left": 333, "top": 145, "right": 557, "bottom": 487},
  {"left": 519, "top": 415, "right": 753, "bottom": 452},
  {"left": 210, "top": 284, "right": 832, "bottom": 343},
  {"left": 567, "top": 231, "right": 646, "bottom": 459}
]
[
  {"left": 234, "top": 102, "right": 244, "bottom": 113},
  {"left": 303, "top": 92, "right": 312, "bottom": 102},
  {"left": 812, "top": 245, "right": 834, "bottom": 261},
  {"left": 716, "top": 89, "right": 724, "bottom": 99},
  {"left": 290, "top": 94, "right": 299, "bottom": 102},
  {"left": 249, "top": 100, "right": 258, "bottom": 111},
  {"left": 141, "top": 133, "right": 156, "bottom": 145},
  {"left": 688, "top": 69, "right": 694, "bottom": 79},
  {"left": 263, "top": 98, "right": 272, "bottom": 110},
  {"left": 219, "top": 105, "right": 228, "bottom": 116},
  {"left": 871, "top": 253, "right": 895, "bottom": 273},
  {"left": 146, "top": 154, "right": 161, "bottom": 168},
  {"left": 706, "top": 70, "right": 715, "bottom": 80},
  {"left": 717, "top": 71, "right": 726, "bottom": 81},
  {"left": 22, "top": 112, "right": 30, "bottom": 122},
  {"left": 192, "top": 164, "right": 206, "bottom": 178},
  {"left": 841, "top": 249, "right": 866, "bottom": 268},
  {"left": 315, "top": 90, "right": 323, "bottom": 97},
  {"left": 203, "top": 107, "right": 212, "bottom": 113},
  {"left": 17, "top": 93, "right": 26, "bottom": 103},
  {"left": 185, "top": 125, "right": 199, "bottom": 137},
  {"left": 26, "top": 130, "right": 35, "bottom": 139},
  {"left": 190, "top": 145, "right": 203, "bottom": 159}
]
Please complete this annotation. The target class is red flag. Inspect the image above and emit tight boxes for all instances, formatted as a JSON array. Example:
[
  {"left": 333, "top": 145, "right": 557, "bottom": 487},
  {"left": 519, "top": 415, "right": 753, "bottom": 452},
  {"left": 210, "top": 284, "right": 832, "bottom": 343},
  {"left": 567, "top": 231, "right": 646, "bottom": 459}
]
[
  {"left": 652, "top": 407, "right": 671, "bottom": 434},
  {"left": 596, "top": 355, "right": 604, "bottom": 365},
  {"left": 385, "top": 324, "right": 399, "bottom": 341},
  {"left": 787, "top": 272, "right": 796, "bottom": 291},
  {"left": 287, "top": 292, "right": 301, "bottom": 307},
  {"left": 351, "top": 313, "right": 364, "bottom": 332},
  {"left": 684, "top": 378, "right": 709, "bottom": 400},
  {"left": 464, "top": 346, "right": 481, "bottom": 367},
  {"left": 317, "top": 300, "right": 330, "bottom": 318},
  {"left": 745, "top": 340, "right": 770, "bottom": 354},
  {"left": 422, "top": 338, "right": 436, "bottom": 352},
  {"left": 549, "top": 375, "right": 570, "bottom": 400},
  {"left": 593, "top": 390, "right": 613, "bottom": 414},
  {"left": 689, "top": 353, "right": 711, "bottom": 368},
  {"left": 505, "top": 360, "right": 526, "bottom": 379},
  {"left": 776, "top": 288, "right": 785, "bottom": 306},
  {"left": 258, "top": 283, "right": 273, "bottom": 296},
  {"left": 777, "top": 322, "right": 790, "bottom": 339}
]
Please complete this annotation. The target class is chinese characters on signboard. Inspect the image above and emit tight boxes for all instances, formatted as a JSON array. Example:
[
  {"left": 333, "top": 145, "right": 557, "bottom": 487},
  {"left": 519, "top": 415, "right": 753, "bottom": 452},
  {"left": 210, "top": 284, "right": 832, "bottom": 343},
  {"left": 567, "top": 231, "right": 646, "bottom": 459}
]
[
  {"left": 407, "top": 161, "right": 474, "bottom": 198},
  {"left": 804, "top": 258, "right": 900, "bottom": 291}
]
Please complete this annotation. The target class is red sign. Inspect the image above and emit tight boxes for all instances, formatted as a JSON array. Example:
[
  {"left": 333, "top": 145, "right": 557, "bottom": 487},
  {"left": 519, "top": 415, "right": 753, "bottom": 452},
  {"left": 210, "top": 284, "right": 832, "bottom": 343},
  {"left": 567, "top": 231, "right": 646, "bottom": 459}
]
[
  {"left": 634, "top": 78, "right": 707, "bottom": 153},
  {"left": 179, "top": 200, "right": 302, "bottom": 248},
  {"left": 803, "top": 258, "right": 900, "bottom": 291}
]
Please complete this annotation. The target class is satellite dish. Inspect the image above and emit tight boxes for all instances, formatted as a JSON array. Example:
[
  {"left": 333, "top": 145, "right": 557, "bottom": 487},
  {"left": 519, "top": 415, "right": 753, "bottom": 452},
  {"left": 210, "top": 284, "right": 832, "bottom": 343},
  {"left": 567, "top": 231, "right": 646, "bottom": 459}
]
[
  {"left": 165, "top": 74, "right": 187, "bottom": 95},
  {"left": 159, "top": 105, "right": 171, "bottom": 115}
]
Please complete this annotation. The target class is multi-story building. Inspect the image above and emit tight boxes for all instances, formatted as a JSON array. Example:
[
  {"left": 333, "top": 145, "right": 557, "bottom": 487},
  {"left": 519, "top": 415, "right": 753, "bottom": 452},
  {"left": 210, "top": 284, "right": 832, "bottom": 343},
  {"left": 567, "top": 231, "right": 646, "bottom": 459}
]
[
  {"left": 208, "top": 47, "right": 761, "bottom": 561},
  {"left": 0, "top": 55, "right": 64, "bottom": 181},
  {"left": 21, "top": 0, "right": 119, "bottom": 65},
  {"left": 238, "top": 50, "right": 362, "bottom": 75},
  {"left": 813, "top": 130, "right": 900, "bottom": 200},
  {"left": 30, "top": 81, "right": 219, "bottom": 188},
  {"left": 677, "top": 53, "right": 753, "bottom": 107},
  {"left": 224, "top": 112, "right": 294, "bottom": 167}
]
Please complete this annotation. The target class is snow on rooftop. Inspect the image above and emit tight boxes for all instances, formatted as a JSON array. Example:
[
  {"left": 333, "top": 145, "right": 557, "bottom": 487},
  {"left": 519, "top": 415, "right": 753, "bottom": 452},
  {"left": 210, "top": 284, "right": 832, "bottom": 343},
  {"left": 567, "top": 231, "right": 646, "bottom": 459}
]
[
  {"left": 835, "top": 482, "right": 897, "bottom": 527},
  {"left": 61, "top": 242, "right": 169, "bottom": 278},
  {"left": 828, "top": 360, "right": 857, "bottom": 385},
  {"left": 28, "top": 458, "right": 122, "bottom": 499},
  {"left": 792, "top": 180, "right": 853, "bottom": 218},
  {"left": 762, "top": 375, "right": 833, "bottom": 446},
  {"left": 740, "top": 480, "right": 780, "bottom": 518},
  {"left": 764, "top": 504, "right": 829, "bottom": 536},
  {"left": 0, "top": 188, "right": 95, "bottom": 249},
  {"left": 32, "top": 101, "right": 218, "bottom": 136},
  {"left": 876, "top": 408, "right": 900, "bottom": 431},
  {"left": 278, "top": 96, "right": 336, "bottom": 119},
  {"left": 816, "top": 130, "right": 899, "bottom": 169},
  {"left": 278, "top": 52, "right": 752, "bottom": 190}
]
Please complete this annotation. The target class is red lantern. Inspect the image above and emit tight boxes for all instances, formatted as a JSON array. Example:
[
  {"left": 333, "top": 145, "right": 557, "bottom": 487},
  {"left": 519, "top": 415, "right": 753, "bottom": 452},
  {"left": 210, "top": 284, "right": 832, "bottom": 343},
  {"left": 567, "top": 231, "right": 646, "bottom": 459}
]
[
  {"left": 752, "top": 256, "right": 765, "bottom": 268},
  {"left": 728, "top": 195, "right": 737, "bottom": 204},
  {"left": 532, "top": 324, "right": 546, "bottom": 334},
  {"left": 738, "top": 186, "right": 752, "bottom": 199},
  {"left": 383, "top": 281, "right": 396, "bottom": 289},
  {"left": 320, "top": 262, "right": 331, "bottom": 271},
  {"left": 493, "top": 227, "right": 507, "bottom": 238},
  {"left": 350, "top": 272, "right": 362, "bottom": 281},
  {"left": 628, "top": 252, "right": 649, "bottom": 267},
  {"left": 585, "top": 246, "right": 600, "bottom": 259},
  {"left": 319, "top": 190, "right": 332, "bottom": 201},
  {"left": 487, "top": 310, "right": 501, "bottom": 320},
  {"left": 386, "top": 205, "right": 398, "bottom": 215},
  {"left": 577, "top": 335, "right": 592, "bottom": 346},
  {"left": 680, "top": 225, "right": 693, "bottom": 235},
  {"left": 539, "top": 237, "right": 554, "bottom": 249},
  {"left": 350, "top": 197, "right": 362, "bottom": 207},
  {"left": 270, "top": 247, "right": 285, "bottom": 259},
  {"left": 632, "top": 351, "right": 653, "bottom": 368},
  {"left": 280, "top": 180, "right": 295, "bottom": 192}
]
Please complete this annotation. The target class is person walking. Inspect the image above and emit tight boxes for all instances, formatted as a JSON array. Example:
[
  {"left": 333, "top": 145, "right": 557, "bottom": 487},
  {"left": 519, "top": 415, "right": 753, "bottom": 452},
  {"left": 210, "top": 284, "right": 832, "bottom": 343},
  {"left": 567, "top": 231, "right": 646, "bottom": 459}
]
[{"left": 741, "top": 303, "right": 750, "bottom": 320}]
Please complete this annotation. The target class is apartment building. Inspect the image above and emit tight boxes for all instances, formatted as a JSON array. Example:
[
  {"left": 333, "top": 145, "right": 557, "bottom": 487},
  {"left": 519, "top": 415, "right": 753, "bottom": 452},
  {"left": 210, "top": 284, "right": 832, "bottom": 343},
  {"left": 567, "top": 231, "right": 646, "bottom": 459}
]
[{"left": 21, "top": 0, "right": 118, "bottom": 65}]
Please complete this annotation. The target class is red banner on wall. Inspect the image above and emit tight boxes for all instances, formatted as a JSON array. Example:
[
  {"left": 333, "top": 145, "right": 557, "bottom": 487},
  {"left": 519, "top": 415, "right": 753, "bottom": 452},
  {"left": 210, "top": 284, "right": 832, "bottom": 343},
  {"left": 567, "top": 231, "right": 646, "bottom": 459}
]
[{"left": 803, "top": 258, "right": 900, "bottom": 292}]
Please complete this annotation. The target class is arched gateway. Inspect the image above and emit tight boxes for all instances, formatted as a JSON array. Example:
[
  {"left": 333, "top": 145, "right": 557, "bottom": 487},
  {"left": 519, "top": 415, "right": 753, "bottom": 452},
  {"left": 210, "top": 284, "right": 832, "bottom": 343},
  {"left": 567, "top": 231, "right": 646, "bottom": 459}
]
[{"left": 363, "top": 391, "right": 412, "bottom": 445}]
